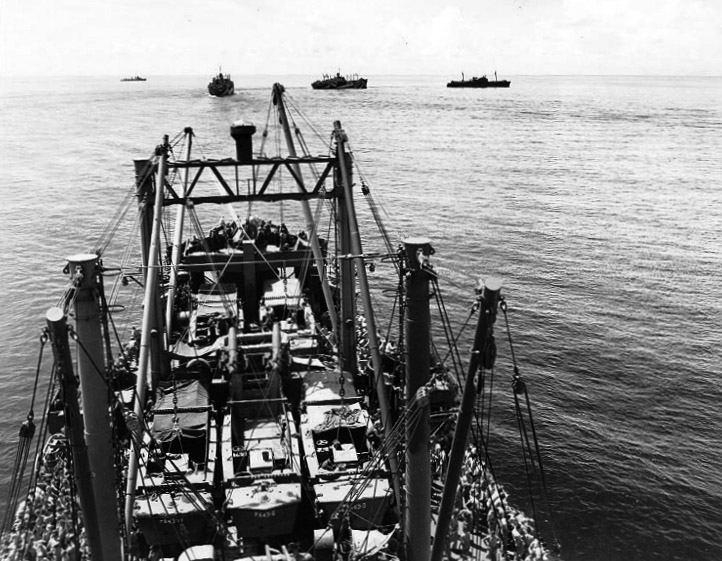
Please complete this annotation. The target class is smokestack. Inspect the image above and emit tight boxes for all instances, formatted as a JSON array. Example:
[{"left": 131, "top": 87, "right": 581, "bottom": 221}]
[{"left": 230, "top": 120, "right": 256, "bottom": 163}]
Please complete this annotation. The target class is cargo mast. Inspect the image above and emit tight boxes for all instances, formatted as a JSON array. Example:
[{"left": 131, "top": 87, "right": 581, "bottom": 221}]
[
  {"left": 333, "top": 121, "right": 402, "bottom": 512},
  {"left": 431, "top": 278, "right": 502, "bottom": 561},
  {"left": 45, "top": 307, "right": 106, "bottom": 561},
  {"left": 165, "top": 128, "right": 193, "bottom": 338},
  {"left": 64, "top": 255, "right": 123, "bottom": 561},
  {"left": 271, "top": 83, "right": 338, "bottom": 336},
  {"left": 403, "top": 238, "right": 434, "bottom": 561},
  {"left": 124, "top": 136, "right": 169, "bottom": 531}
]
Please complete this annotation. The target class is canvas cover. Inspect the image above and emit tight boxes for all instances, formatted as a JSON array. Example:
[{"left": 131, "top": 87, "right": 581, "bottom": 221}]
[{"left": 152, "top": 379, "right": 209, "bottom": 444}]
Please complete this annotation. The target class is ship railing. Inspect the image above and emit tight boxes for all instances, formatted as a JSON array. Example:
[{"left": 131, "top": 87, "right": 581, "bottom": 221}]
[
  {"left": 302, "top": 396, "right": 365, "bottom": 406},
  {"left": 135, "top": 479, "right": 214, "bottom": 494},
  {"left": 226, "top": 471, "right": 301, "bottom": 486},
  {"left": 312, "top": 466, "right": 390, "bottom": 482},
  {"left": 136, "top": 469, "right": 216, "bottom": 494},
  {"left": 151, "top": 405, "right": 213, "bottom": 415},
  {"left": 237, "top": 341, "right": 275, "bottom": 353},
  {"left": 226, "top": 397, "right": 286, "bottom": 406}
]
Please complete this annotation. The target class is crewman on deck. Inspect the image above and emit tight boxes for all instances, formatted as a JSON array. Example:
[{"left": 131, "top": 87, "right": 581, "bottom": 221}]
[{"left": 302, "top": 298, "right": 316, "bottom": 333}]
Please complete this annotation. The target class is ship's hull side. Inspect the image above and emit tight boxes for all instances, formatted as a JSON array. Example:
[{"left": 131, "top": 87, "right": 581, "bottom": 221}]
[
  {"left": 446, "top": 80, "right": 511, "bottom": 88},
  {"left": 311, "top": 78, "right": 368, "bottom": 90}
]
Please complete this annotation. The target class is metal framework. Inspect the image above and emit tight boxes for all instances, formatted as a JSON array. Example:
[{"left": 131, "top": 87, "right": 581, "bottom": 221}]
[{"left": 142, "top": 156, "right": 339, "bottom": 206}]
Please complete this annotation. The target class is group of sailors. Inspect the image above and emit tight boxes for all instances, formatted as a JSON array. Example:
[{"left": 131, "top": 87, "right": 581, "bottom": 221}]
[
  {"left": 355, "top": 317, "right": 399, "bottom": 390},
  {"left": 429, "top": 443, "right": 549, "bottom": 561},
  {"left": 0, "top": 437, "right": 86, "bottom": 561},
  {"left": 184, "top": 217, "right": 311, "bottom": 255},
  {"left": 258, "top": 296, "right": 316, "bottom": 334},
  {"left": 355, "top": 317, "right": 373, "bottom": 381}
]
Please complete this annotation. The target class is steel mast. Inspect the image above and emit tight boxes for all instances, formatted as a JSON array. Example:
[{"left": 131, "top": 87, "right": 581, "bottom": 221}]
[
  {"left": 65, "top": 255, "right": 123, "bottom": 561},
  {"left": 271, "top": 83, "right": 338, "bottom": 335},
  {"left": 333, "top": 120, "right": 402, "bottom": 513},
  {"left": 430, "top": 278, "right": 502, "bottom": 561},
  {"left": 46, "top": 307, "right": 105, "bottom": 561},
  {"left": 403, "top": 238, "right": 433, "bottom": 561},
  {"left": 165, "top": 128, "right": 193, "bottom": 338},
  {"left": 124, "top": 136, "right": 169, "bottom": 531}
]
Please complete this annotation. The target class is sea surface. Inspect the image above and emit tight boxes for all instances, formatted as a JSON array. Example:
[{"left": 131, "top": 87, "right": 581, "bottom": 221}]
[{"left": 0, "top": 74, "right": 721, "bottom": 560}]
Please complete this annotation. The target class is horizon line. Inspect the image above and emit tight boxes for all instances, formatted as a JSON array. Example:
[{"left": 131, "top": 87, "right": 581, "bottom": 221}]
[{"left": 2, "top": 72, "right": 722, "bottom": 79}]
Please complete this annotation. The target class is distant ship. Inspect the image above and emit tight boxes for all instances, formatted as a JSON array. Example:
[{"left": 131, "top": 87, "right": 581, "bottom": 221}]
[
  {"left": 208, "top": 70, "right": 235, "bottom": 97},
  {"left": 447, "top": 72, "right": 510, "bottom": 88},
  {"left": 120, "top": 76, "right": 147, "bottom": 82},
  {"left": 312, "top": 72, "right": 367, "bottom": 90}
]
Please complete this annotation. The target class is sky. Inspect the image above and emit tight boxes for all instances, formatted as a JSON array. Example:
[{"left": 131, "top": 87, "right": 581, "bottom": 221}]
[{"left": 1, "top": 0, "right": 720, "bottom": 76}]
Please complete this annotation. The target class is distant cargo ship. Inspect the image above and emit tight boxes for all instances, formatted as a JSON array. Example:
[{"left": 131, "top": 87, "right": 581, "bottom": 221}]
[
  {"left": 447, "top": 72, "right": 510, "bottom": 88},
  {"left": 208, "top": 69, "right": 235, "bottom": 97},
  {"left": 120, "top": 75, "right": 147, "bottom": 82},
  {"left": 312, "top": 72, "right": 367, "bottom": 89}
]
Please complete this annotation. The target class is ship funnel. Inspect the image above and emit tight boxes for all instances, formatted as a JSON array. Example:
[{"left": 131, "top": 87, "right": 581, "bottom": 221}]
[{"left": 230, "top": 120, "right": 256, "bottom": 163}]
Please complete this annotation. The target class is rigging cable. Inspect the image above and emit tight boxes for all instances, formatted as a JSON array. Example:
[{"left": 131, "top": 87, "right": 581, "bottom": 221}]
[
  {"left": 258, "top": 91, "right": 276, "bottom": 158},
  {"left": 287, "top": 107, "right": 336, "bottom": 291},
  {"left": 431, "top": 285, "right": 520, "bottom": 561},
  {"left": 5, "top": 360, "right": 65, "bottom": 557},
  {"left": 184, "top": 203, "right": 243, "bottom": 314},
  {"left": 284, "top": 92, "right": 333, "bottom": 151},
  {"left": 500, "top": 298, "right": 560, "bottom": 553},
  {"left": 440, "top": 298, "right": 479, "bottom": 369},
  {"left": 345, "top": 144, "right": 405, "bottom": 268},
  {"left": 94, "top": 185, "right": 139, "bottom": 258},
  {"left": 0, "top": 331, "right": 48, "bottom": 534},
  {"left": 107, "top": 210, "right": 143, "bottom": 306},
  {"left": 430, "top": 275, "right": 465, "bottom": 386},
  {"left": 95, "top": 148, "right": 159, "bottom": 257}
]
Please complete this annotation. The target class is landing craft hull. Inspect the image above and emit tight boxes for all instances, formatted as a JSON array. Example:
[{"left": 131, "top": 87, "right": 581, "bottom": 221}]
[
  {"left": 133, "top": 491, "right": 214, "bottom": 546},
  {"left": 226, "top": 482, "right": 302, "bottom": 537},
  {"left": 314, "top": 478, "right": 392, "bottom": 531}
]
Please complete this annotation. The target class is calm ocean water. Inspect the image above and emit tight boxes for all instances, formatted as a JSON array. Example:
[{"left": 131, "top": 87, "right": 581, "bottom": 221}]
[{"left": 1, "top": 74, "right": 721, "bottom": 560}]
